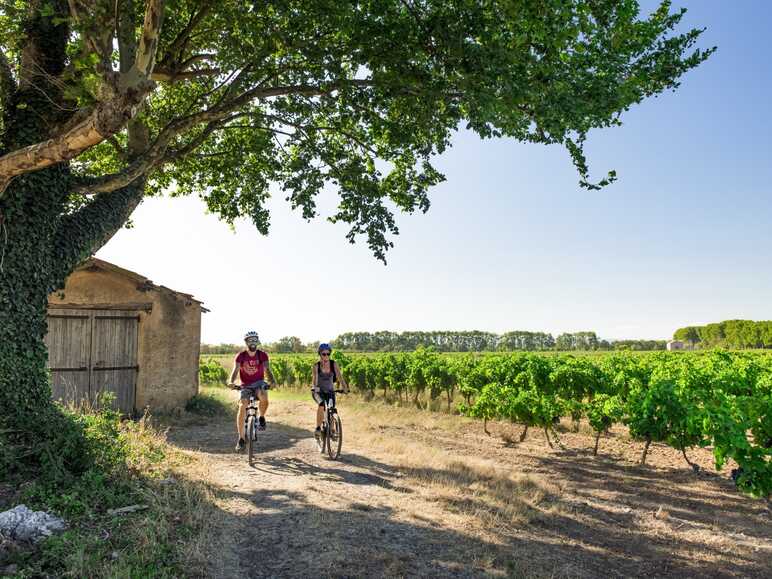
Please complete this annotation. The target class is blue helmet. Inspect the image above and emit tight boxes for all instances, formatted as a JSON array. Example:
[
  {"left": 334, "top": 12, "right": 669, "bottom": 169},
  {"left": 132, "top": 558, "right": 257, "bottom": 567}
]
[{"left": 318, "top": 343, "right": 332, "bottom": 354}]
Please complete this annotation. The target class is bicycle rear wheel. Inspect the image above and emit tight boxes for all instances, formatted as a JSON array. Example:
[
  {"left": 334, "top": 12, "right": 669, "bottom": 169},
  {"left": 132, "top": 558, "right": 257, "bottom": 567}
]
[
  {"left": 327, "top": 412, "right": 342, "bottom": 459},
  {"left": 247, "top": 416, "right": 256, "bottom": 465}
]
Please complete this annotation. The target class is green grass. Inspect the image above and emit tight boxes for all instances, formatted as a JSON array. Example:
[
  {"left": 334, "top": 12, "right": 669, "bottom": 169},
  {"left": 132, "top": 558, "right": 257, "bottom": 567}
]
[
  {"left": 183, "top": 384, "right": 309, "bottom": 421},
  {"left": 186, "top": 385, "right": 233, "bottom": 416},
  {"left": 3, "top": 406, "right": 216, "bottom": 578}
]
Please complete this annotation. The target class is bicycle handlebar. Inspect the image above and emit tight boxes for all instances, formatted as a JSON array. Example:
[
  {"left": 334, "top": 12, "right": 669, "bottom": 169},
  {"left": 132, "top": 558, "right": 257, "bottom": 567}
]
[
  {"left": 230, "top": 383, "right": 273, "bottom": 391},
  {"left": 310, "top": 388, "right": 349, "bottom": 394}
]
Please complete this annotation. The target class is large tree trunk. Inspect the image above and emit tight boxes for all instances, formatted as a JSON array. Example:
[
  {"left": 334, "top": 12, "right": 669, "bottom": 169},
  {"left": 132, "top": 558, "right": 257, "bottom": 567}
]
[
  {"left": 0, "top": 166, "right": 73, "bottom": 475},
  {"left": 0, "top": 9, "right": 74, "bottom": 433},
  {"left": 0, "top": 166, "right": 145, "bottom": 472},
  {"left": 0, "top": 181, "right": 61, "bottom": 420},
  {"left": 0, "top": 0, "right": 151, "bottom": 479},
  {"left": 0, "top": 112, "right": 145, "bottom": 476}
]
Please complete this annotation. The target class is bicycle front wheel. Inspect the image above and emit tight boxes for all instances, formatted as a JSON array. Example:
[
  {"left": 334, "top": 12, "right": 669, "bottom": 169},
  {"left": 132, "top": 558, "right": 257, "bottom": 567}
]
[
  {"left": 247, "top": 416, "right": 256, "bottom": 464},
  {"left": 315, "top": 426, "right": 325, "bottom": 453},
  {"left": 327, "top": 412, "right": 342, "bottom": 460}
]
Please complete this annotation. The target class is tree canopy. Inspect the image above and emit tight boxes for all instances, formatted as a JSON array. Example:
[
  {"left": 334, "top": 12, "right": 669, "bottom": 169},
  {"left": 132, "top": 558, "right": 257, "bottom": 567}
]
[
  {"left": 674, "top": 320, "right": 772, "bottom": 349},
  {"left": 0, "top": 0, "right": 713, "bottom": 261}
]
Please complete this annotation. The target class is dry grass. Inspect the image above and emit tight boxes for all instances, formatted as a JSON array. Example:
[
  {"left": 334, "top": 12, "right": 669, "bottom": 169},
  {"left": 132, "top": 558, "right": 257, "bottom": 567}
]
[
  {"left": 157, "top": 391, "right": 772, "bottom": 578},
  {"left": 276, "top": 395, "right": 565, "bottom": 540}
]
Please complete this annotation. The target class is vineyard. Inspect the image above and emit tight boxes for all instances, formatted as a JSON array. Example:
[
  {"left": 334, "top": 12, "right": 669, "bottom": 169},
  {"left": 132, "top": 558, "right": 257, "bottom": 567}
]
[{"left": 202, "top": 349, "right": 772, "bottom": 499}]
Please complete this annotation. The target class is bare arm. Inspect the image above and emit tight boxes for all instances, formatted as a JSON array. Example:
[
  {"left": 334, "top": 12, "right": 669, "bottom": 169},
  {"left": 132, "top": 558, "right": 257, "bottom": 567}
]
[
  {"left": 229, "top": 355, "right": 240, "bottom": 385},
  {"left": 312, "top": 363, "right": 318, "bottom": 389},
  {"left": 264, "top": 359, "right": 277, "bottom": 387},
  {"left": 335, "top": 362, "right": 349, "bottom": 392}
]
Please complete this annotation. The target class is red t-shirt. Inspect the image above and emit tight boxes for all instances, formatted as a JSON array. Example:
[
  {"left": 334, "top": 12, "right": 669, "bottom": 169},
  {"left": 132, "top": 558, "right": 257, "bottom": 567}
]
[{"left": 236, "top": 350, "right": 269, "bottom": 385}]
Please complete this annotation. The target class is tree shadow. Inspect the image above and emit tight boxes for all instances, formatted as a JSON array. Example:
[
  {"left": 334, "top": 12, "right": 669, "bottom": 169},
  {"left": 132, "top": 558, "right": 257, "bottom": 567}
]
[
  {"left": 165, "top": 417, "right": 771, "bottom": 578},
  {"left": 248, "top": 455, "right": 414, "bottom": 493},
  {"left": 216, "top": 483, "right": 517, "bottom": 578},
  {"left": 165, "top": 416, "right": 313, "bottom": 456},
  {"left": 531, "top": 450, "right": 771, "bottom": 542},
  {"left": 205, "top": 449, "right": 772, "bottom": 579}
]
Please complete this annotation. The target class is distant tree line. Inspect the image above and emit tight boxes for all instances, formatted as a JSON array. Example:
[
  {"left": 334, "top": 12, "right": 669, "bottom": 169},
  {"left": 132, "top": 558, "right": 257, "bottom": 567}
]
[
  {"left": 202, "top": 331, "right": 667, "bottom": 354},
  {"left": 200, "top": 343, "right": 241, "bottom": 355},
  {"left": 200, "top": 338, "right": 319, "bottom": 355},
  {"left": 674, "top": 320, "right": 772, "bottom": 349},
  {"left": 611, "top": 339, "right": 668, "bottom": 351},
  {"left": 329, "top": 331, "right": 665, "bottom": 352}
]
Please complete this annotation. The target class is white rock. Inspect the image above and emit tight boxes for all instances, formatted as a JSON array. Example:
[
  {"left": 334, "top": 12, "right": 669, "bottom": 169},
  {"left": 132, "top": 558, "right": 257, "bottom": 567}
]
[{"left": 0, "top": 505, "right": 66, "bottom": 543}]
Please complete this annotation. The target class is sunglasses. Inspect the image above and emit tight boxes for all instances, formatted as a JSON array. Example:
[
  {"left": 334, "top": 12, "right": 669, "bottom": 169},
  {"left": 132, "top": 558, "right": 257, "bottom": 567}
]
[{"left": 320, "top": 352, "right": 331, "bottom": 357}]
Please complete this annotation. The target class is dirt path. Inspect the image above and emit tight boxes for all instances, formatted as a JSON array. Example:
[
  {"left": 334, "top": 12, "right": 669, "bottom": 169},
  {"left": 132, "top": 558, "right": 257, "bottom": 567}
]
[{"left": 166, "top": 397, "right": 772, "bottom": 579}]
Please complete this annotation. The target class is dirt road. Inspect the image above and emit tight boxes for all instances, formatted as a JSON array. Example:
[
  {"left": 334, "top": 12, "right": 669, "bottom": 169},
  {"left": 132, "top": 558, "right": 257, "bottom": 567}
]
[{"left": 167, "top": 396, "right": 772, "bottom": 579}]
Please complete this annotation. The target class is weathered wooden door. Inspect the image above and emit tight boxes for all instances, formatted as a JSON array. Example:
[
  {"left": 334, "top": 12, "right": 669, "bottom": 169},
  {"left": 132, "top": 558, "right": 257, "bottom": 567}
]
[
  {"left": 46, "top": 308, "right": 139, "bottom": 413},
  {"left": 46, "top": 312, "right": 91, "bottom": 408}
]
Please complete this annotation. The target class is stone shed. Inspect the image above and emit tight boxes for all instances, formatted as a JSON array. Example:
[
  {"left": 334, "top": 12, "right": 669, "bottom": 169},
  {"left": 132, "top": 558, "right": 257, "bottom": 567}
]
[{"left": 46, "top": 258, "right": 206, "bottom": 414}]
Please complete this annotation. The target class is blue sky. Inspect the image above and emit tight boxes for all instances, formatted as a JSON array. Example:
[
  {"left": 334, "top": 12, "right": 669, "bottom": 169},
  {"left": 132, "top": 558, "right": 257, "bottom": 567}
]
[{"left": 98, "top": 1, "right": 772, "bottom": 345}]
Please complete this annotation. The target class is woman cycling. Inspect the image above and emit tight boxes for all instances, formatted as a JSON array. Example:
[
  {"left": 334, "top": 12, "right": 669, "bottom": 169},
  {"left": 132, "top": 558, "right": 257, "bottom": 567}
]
[{"left": 311, "top": 343, "right": 349, "bottom": 442}]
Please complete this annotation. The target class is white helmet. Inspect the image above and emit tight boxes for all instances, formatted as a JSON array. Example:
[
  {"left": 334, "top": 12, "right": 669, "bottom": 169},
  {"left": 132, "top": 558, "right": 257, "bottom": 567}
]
[{"left": 244, "top": 330, "right": 259, "bottom": 342}]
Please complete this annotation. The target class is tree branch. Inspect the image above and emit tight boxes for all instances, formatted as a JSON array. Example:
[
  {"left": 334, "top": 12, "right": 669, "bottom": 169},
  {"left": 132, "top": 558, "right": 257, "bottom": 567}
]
[
  {"left": 117, "top": 0, "right": 138, "bottom": 73},
  {"left": 71, "top": 80, "right": 375, "bottom": 195},
  {"left": 158, "top": 2, "right": 213, "bottom": 70},
  {"left": 0, "top": 48, "right": 16, "bottom": 118},
  {"left": 0, "top": 77, "right": 154, "bottom": 196},
  {"left": 123, "top": 0, "right": 165, "bottom": 88},
  {"left": 72, "top": 111, "right": 242, "bottom": 194},
  {"left": 150, "top": 66, "right": 221, "bottom": 82},
  {"left": 54, "top": 178, "right": 146, "bottom": 272},
  {"left": 0, "top": 0, "right": 167, "bottom": 195},
  {"left": 261, "top": 113, "right": 381, "bottom": 157},
  {"left": 67, "top": 0, "right": 113, "bottom": 70},
  {"left": 117, "top": 0, "right": 151, "bottom": 158}
]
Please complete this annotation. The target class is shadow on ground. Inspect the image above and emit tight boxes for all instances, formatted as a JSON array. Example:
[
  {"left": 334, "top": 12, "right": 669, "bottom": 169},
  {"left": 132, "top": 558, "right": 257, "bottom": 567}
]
[{"left": 166, "top": 415, "right": 772, "bottom": 578}]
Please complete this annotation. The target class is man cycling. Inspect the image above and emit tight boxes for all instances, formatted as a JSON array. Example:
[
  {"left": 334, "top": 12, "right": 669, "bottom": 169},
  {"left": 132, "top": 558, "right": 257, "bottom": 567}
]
[
  {"left": 229, "top": 331, "right": 277, "bottom": 451},
  {"left": 311, "top": 343, "right": 349, "bottom": 445}
]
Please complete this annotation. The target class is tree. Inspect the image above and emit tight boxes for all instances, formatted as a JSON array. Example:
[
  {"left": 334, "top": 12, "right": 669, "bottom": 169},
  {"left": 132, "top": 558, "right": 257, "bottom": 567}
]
[
  {"left": 0, "top": 0, "right": 712, "bottom": 472},
  {"left": 273, "top": 336, "right": 304, "bottom": 353}
]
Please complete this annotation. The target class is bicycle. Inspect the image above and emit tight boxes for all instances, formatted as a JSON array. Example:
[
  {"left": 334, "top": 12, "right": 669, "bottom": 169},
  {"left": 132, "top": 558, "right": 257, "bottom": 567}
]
[
  {"left": 313, "top": 388, "right": 347, "bottom": 459},
  {"left": 231, "top": 384, "right": 263, "bottom": 465}
]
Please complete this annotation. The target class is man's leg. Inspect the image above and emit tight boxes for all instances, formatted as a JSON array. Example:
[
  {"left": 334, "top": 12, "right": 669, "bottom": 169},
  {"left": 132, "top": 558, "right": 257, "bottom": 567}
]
[
  {"left": 235, "top": 396, "right": 248, "bottom": 450},
  {"left": 236, "top": 398, "right": 247, "bottom": 438},
  {"left": 258, "top": 388, "right": 269, "bottom": 417}
]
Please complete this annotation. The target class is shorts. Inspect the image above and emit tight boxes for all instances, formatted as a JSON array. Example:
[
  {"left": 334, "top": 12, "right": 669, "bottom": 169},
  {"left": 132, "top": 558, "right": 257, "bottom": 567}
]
[
  {"left": 312, "top": 390, "right": 335, "bottom": 408},
  {"left": 240, "top": 380, "right": 269, "bottom": 400}
]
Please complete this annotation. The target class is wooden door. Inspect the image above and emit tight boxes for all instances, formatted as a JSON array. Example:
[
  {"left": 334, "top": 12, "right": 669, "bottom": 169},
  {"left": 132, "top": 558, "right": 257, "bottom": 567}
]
[
  {"left": 90, "top": 313, "right": 139, "bottom": 412},
  {"left": 46, "top": 308, "right": 139, "bottom": 413},
  {"left": 45, "top": 313, "right": 91, "bottom": 407}
]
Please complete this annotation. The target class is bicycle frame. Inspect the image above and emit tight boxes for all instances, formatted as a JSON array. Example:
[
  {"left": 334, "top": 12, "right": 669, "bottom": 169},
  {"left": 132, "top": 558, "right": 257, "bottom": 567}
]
[
  {"left": 232, "top": 384, "right": 265, "bottom": 464},
  {"left": 244, "top": 394, "right": 259, "bottom": 438},
  {"left": 314, "top": 388, "right": 346, "bottom": 459}
]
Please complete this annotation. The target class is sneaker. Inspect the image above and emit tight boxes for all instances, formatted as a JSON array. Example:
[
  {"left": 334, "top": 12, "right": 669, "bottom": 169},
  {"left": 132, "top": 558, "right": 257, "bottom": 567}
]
[
  {"left": 314, "top": 426, "right": 322, "bottom": 440},
  {"left": 258, "top": 416, "right": 266, "bottom": 430},
  {"left": 235, "top": 438, "right": 245, "bottom": 451}
]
